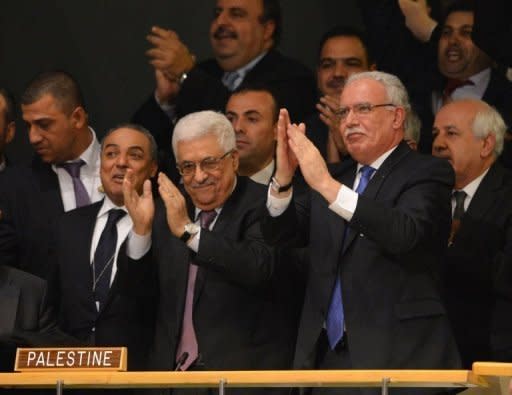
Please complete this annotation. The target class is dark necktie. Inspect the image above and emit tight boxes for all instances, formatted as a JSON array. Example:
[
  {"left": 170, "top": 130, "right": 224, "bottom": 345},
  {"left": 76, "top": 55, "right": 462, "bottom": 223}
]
[
  {"left": 175, "top": 209, "right": 217, "bottom": 371},
  {"left": 326, "top": 165, "right": 375, "bottom": 349},
  {"left": 442, "top": 78, "right": 475, "bottom": 105},
  {"left": 222, "top": 71, "right": 241, "bottom": 91},
  {"left": 92, "top": 209, "right": 126, "bottom": 310},
  {"left": 57, "top": 160, "right": 91, "bottom": 208},
  {"left": 449, "top": 190, "right": 467, "bottom": 246}
]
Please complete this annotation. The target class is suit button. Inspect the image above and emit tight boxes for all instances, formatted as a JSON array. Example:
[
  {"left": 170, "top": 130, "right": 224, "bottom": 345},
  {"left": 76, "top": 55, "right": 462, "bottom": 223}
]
[{"left": 91, "top": 327, "right": 96, "bottom": 332}]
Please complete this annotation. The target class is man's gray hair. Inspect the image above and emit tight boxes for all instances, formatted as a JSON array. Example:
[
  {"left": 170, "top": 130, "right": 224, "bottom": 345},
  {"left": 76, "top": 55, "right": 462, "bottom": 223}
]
[
  {"left": 471, "top": 101, "right": 506, "bottom": 157},
  {"left": 404, "top": 109, "right": 422, "bottom": 144},
  {"left": 172, "top": 110, "right": 236, "bottom": 158},
  {"left": 102, "top": 123, "right": 158, "bottom": 161},
  {"left": 346, "top": 71, "right": 411, "bottom": 112}
]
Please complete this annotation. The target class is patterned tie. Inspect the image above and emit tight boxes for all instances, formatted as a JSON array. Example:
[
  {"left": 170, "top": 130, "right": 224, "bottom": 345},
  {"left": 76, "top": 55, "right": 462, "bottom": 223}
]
[
  {"left": 92, "top": 209, "right": 126, "bottom": 310},
  {"left": 57, "top": 160, "right": 91, "bottom": 208},
  {"left": 175, "top": 209, "right": 217, "bottom": 371},
  {"left": 449, "top": 190, "right": 467, "bottom": 246},
  {"left": 222, "top": 71, "right": 242, "bottom": 91},
  {"left": 326, "top": 165, "right": 375, "bottom": 349}
]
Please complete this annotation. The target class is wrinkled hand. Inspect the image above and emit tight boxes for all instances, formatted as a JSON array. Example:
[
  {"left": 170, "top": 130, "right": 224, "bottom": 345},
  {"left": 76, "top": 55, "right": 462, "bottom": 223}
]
[
  {"left": 123, "top": 170, "right": 154, "bottom": 236},
  {"left": 317, "top": 95, "right": 340, "bottom": 132},
  {"left": 286, "top": 125, "right": 341, "bottom": 203},
  {"left": 398, "top": 0, "right": 437, "bottom": 42},
  {"left": 274, "top": 109, "right": 299, "bottom": 188},
  {"left": 157, "top": 172, "right": 191, "bottom": 237}
]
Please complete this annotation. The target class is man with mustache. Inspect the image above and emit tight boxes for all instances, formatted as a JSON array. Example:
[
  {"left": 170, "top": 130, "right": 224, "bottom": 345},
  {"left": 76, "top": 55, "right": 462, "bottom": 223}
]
[
  {"left": 132, "top": 0, "right": 316, "bottom": 182},
  {"left": 124, "top": 111, "right": 297, "bottom": 394},
  {"left": 52, "top": 124, "right": 158, "bottom": 373},
  {"left": 0, "top": 71, "right": 103, "bottom": 280},
  {"left": 432, "top": 99, "right": 512, "bottom": 367},
  {"left": 361, "top": 0, "right": 512, "bottom": 161},
  {"left": 263, "top": 71, "right": 460, "bottom": 394},
  {"left": 305, "top": 26, "right": 376, "bottom": 164}
]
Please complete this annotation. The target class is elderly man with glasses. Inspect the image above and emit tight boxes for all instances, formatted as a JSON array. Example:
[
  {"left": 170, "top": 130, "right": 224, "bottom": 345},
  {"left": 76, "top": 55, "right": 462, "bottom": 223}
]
[
  {"left": 263, "top": 71, "right": 461, "bottom": 394},
  {"left": 124, "top": 110, "right": 297, "bottom": 395}
]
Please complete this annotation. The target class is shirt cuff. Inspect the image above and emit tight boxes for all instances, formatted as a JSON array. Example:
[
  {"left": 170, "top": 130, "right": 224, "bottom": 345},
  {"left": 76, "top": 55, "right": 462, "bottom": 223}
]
[
  {"left": 154, "top": 91, "right": 177, "bottom": 120},
  {"left": 266, "top": 186, "right": 293, "bottom": 217},
  {"left": 187, "top": 228, "right": 201, "bottom": 253},
  {"left": 328, "top": 184, "right": 358, "bottom": 221},
  {"left": 126, "top": 230, "right": 152, "bottom": 260}
]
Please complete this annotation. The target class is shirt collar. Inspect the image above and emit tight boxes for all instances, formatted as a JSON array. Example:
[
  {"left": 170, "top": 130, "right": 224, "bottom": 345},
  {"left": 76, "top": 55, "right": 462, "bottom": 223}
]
[
  {"left": 97, "top": 195, "right": 127, "bottom": 219},
  {"left": 227, "top": 51, "right": 267, "bottom": 80},
  {"left": 249, "top": 159, "right": 274, "bottom": 185},
  {"left": 356, "top": 145, "right": 398, "bottom": 173},
  {"left": 457, "top": 166, "right": 490, "bottom": 201}
]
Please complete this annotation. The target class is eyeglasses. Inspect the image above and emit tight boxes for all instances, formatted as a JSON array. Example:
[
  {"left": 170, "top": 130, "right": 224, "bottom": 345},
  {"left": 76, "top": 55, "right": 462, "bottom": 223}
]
[
  {"left": 176, "top": 150, "right": 233, "bottom": 176},
  {"left": 334, "top": 102, "right": 396, "bottom": 122}
]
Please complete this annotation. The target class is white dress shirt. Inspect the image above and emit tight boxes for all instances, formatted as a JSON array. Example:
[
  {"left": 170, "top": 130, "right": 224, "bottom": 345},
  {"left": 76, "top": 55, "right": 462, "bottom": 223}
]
[{"left": 52, "top": 127, "right": 103, "bottom": 211}]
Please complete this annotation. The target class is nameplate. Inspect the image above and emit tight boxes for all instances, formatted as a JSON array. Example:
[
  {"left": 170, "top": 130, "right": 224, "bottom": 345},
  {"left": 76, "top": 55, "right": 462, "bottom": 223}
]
[{"left": 15, "top": 347, "right": 127, "bottom": 371}]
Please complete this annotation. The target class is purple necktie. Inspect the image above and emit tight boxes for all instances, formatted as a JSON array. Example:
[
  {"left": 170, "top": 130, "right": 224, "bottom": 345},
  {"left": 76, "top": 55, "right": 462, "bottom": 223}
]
[
  {"left": 175, "top": 209, "right": 217, "bottom": 371},
  {"left": 58, "top": 160, "right": 91, "bottom": 208},
  {"left": 326, "top": 165, "right": 375, "bottom": 349}
]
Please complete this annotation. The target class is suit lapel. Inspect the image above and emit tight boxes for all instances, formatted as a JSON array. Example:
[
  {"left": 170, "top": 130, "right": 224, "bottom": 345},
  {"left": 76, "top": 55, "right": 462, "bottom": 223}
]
[
  {"left": 0, "top": 268, "right": 19, "bottom": 336},
  {"left": 342, "top": 143, "right": 411, "bottom": 255},
  {"left": 464, "top": 164, "right": 503, "bottom": 222},
  {"left": 33, "top": 158, "right": 64, "bottom": 214}
]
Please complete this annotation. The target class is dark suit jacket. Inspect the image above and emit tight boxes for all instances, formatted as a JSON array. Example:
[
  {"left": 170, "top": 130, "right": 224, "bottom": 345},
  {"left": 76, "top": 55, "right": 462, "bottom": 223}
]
[
  {"left": 132, "top": 50, "right": 316, "bottom": 181},
  {"left": 0, "top": 158, "right": 64, "bottom": 281},
  {"left": 53, "top": 201, "right": 157, "bottom": 370},
  {"left": 443, "top": 163, "right": 512, "bottom": 367},
  {"left": 263, "top": 142, "right": 461, "bottom": 372},
  {"left": 0, "top": 265, "right": 78, "bottom": 372},
  {"left": 139, "top": 177, "right": 298, "bottom": 394}
]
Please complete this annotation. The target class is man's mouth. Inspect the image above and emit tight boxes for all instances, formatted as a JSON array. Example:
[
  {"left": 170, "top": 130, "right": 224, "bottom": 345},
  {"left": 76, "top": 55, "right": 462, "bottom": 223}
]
[
  {"left": 213, "top": 27, "right": 237, "bottom": 41},
  {"left": 445, "top": 46, "right": 462, "bottom": 62}
]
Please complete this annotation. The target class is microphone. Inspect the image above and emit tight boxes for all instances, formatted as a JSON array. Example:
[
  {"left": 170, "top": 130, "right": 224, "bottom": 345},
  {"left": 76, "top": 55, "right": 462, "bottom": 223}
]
[{"left": 174, "top": 352, "right": 189, "bottom": 371}]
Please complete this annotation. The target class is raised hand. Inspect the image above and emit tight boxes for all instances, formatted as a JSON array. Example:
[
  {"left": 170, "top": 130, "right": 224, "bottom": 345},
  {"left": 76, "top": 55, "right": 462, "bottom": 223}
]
[
  {"left": 157, "top": 172, "right": 191, "bottom": 237},
  {"left": 123, "top": 170, "right": 155, "bottom": 236},
  {"left": 398, "top": 0, "right": 437, "bottom": 42},
  {"left": 273, "top": 109, "right": 299, "bottom": 189}
]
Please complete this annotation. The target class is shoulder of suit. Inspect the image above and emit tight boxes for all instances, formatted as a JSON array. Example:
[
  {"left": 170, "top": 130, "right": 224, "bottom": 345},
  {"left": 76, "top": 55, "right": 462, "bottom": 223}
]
[
  {"left": 1, "top": 265, "right": 46, "bottom": 290},
  {"left": 254, "top": 50, "right": 313, "bottom": 77}
]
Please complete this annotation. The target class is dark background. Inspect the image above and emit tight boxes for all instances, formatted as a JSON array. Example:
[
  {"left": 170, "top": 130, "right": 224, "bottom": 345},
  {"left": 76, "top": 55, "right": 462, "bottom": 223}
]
[{"left": 0, "top": 0, "right": 362, "bottom": 163}]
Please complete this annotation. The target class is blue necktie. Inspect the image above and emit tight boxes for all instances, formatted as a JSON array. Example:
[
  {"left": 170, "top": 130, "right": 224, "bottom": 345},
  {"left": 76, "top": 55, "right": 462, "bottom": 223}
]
[{"left": 326, "top": 165, "right": 376, "bottom": 349}]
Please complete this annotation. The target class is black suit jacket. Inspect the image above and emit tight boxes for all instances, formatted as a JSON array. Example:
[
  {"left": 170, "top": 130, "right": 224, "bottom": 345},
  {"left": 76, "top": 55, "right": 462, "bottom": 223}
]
[
  {"left": 443, "top": 163, "right": 512, "bottom": 367},
  {"left": 0, "top": 158, "right": 64, "bottom": 280},
  {"left": 0, "top": 265, "right": 78, "bottom": 372},
  {"left": 140, "top": 177, "right": 298, "bottom": 394},
  {"left": 53, "top": 201, "right": 157, "bottom": 370},
  {"left": 263, "top": 142, "right": 461, "bottom": 372},
  {"left": 132, "top": 50, "right": 316, "bottom": 181}
]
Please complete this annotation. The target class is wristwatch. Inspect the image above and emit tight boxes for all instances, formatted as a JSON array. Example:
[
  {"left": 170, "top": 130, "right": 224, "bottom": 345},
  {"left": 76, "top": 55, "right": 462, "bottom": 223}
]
[
  {"left": 270, "top": 176, "right": 293, "bottom": 193},
  {"left": 180, "top": 223, "right": 200, "bottom": 243}
]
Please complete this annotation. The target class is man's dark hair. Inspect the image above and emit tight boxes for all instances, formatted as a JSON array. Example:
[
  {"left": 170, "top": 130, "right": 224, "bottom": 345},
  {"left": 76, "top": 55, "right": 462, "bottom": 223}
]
[
  {"left": 0, "top": 88, "right": 16, "bottom": 124},
  {"left": 260, "top": 0, "right": 282, "bottom": 47},
  {"left": 231, "top": 82, "right": 280, "bottom": 123},
  {"left": 442, "top": 0, "right": 475, "bottom": 24},
  {"left": 21, "top": 71, "right": 85, "bottom": 115},
  {"left": 317, "top": 25, "right": 374, "bottom": 66},
  {"left": 102, "top": 123, "right": 159, "bottom": 162}
]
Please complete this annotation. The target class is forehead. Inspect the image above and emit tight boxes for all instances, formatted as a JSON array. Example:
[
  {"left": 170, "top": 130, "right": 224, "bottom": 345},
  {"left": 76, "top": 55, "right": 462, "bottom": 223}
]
[
  {"left": 103, "top": 128, "right": 151, "bottom": 150},
  {"left": 444, "top": 11, "right": 474, "bottom": 28},
  {"left": 227, "top": 91, "right": 274, "bottom": 113},
  {"left": 216, "top": 0, "right": 263, "bottom": 14},
  {"left": 435, "top": 102, "right": 477, "bottom": 129},
  {"left": 177, "top": 133, "right": 224, "bottom": 160},
  {"left": 21, "top": 94, "right": 64, "bottom": 119},
  {"left": 321, "top": 36, "right": 367, "bottom": 60},
  {"left": 340, "top": 78, "right": 387, "bottom": 105}
]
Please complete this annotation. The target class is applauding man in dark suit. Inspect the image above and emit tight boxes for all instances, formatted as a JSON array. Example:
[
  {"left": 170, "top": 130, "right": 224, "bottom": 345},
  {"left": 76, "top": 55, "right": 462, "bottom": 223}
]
[
  {"left": 263, "top": 71, "right": 460, "bottom": 394},
  {"left": 124, "top": 110, "right": 296, "bottom": 395},
  {"left": 53, "top": 124, "right": 158, "bottom": 371}
]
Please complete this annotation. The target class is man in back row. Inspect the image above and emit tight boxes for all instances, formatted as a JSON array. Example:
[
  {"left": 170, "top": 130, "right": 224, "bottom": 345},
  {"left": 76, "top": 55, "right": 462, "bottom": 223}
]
[
  {"left": 133, "top": 0, "right": 316, "bottom": 180},
  {"left": 0, "top": 71, "right": 102, "bottom": 280}
]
